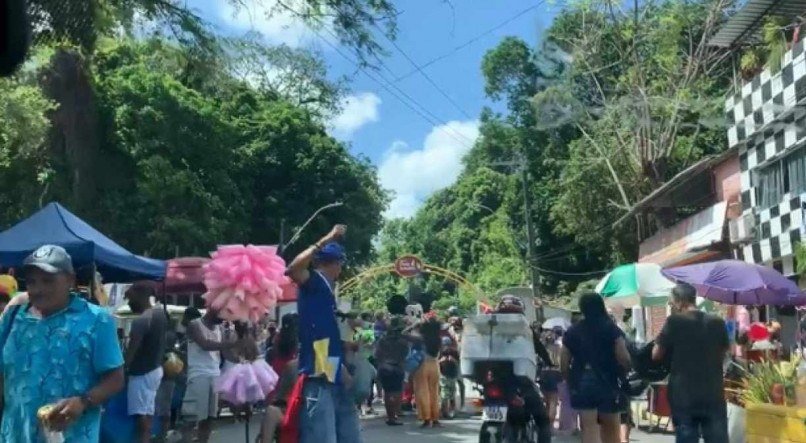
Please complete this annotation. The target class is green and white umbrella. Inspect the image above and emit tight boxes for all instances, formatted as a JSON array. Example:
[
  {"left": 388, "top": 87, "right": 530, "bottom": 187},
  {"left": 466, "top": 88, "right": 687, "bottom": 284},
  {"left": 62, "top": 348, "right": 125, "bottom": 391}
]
[{"left": 595, "top": 263, "right": 675, "bottom": 307}]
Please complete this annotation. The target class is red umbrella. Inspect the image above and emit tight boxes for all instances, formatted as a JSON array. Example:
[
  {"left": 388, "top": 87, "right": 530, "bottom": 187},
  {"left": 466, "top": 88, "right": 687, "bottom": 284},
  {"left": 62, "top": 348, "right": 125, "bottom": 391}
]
[{"left": 165, "top": 257, "right": 209, "bottom": 294}]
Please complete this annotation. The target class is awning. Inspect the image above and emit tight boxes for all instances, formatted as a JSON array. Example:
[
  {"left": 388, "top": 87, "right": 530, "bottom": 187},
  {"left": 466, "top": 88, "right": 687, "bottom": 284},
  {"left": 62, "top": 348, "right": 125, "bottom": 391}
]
[
  {"left": 708, "top": 0, "right": 806, "bottom": 48},
  {"left": 638, "top": 202, "right": 729, "bottom": 266}
]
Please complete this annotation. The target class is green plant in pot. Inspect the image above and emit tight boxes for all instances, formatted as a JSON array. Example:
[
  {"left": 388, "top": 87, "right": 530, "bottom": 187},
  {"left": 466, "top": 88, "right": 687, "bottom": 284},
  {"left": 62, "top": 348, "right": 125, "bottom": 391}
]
[{"left": 738, "top": 358, "right": 799, "bottom": 406}]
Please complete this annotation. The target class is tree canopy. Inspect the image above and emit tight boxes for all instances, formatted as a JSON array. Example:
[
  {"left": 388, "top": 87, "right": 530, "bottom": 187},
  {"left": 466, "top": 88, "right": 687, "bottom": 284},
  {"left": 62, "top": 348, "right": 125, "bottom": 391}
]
[
  {"left": 0, "top": 1, "right": 389, "bottom": 265},
  {"left": 354, "top": 0, "right": 736, "bottom": 311}
]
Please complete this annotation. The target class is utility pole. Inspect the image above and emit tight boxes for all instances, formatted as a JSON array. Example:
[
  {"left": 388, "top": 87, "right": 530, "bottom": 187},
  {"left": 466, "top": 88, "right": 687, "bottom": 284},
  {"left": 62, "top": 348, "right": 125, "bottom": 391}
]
[
  {"left": 520, "top": 161, "right": 543, "bottom": 322},
  {"left": 492, "top": 156, "right": 542, "bottom": 321}
]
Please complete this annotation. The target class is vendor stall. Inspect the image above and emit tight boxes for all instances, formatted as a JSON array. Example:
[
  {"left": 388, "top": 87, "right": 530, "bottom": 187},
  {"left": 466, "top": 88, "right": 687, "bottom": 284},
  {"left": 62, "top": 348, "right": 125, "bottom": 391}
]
[
  {"left": 0, "top": 202, "right": 165, "bottom": 282},
  {"left": 663, "top": 260, "right": 806, "bottom": 443}
]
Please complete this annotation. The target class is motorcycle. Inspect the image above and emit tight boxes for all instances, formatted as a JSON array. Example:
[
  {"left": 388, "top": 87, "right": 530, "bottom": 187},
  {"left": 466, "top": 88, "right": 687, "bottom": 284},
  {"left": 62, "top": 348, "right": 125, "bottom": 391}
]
[
  {"left": 475, "top": 361, "right": 549, "bottom": 443},
  {"left": 461, "top": 301, "right": 551, "bottom": 443}
]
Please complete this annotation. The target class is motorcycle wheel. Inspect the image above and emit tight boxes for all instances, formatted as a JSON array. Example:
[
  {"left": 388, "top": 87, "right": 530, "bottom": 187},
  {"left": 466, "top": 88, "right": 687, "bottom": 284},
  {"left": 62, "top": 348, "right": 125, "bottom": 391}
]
[
  {"left": 523, "top": 418, "right": 542, "bottom": 443},
  {"left": 479, "top": 422, "right": 504, "bottom": 443}
]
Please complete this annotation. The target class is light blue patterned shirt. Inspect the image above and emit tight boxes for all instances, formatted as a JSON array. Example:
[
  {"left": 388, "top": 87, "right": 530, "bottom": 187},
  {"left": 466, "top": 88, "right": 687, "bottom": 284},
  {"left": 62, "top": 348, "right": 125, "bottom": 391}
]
[{"left": 0, "top": 295, "right": 124, "bottom": 442}]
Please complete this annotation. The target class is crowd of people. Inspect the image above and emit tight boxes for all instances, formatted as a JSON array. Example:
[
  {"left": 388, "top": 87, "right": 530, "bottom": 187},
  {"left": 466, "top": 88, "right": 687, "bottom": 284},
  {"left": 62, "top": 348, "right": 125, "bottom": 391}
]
[{"left": 0, "top": 227, "right": 736, "bottom": 443}]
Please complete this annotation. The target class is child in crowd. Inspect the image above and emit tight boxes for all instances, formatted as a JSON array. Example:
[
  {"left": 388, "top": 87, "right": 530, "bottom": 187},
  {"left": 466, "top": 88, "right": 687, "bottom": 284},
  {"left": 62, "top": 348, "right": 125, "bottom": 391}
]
[{"left": 439, "top": 336, "right": 460, "bottom": 419}]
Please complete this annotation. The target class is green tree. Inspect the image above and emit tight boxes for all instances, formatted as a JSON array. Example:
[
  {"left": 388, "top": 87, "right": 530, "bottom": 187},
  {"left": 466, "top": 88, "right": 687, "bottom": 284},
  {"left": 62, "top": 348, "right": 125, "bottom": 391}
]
[{"left": 542, "top": 0, "right": 734, "bottom": 259}]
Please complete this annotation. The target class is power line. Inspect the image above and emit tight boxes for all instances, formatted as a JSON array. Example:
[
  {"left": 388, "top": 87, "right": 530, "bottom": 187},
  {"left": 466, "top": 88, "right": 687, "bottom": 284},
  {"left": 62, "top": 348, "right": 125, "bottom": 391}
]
[
  {"left": 376, "top": 24, "right": 473, "bottom": 119},
  {"left": 301, "top": 11, "right": 477, "bottom": 148},
  {"left": 394, "top": 1, "right": 547, "bottom": 82},
  {"left": 532, "top": 264, "right": 609, "bottom": 277},
  {"left": 289, "top": 13, "right": 475, "bottom": 149}
]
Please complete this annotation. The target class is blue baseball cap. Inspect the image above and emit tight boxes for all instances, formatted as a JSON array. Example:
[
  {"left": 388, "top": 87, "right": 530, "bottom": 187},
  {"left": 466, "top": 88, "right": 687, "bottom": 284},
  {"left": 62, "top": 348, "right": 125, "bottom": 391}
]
[{"left": 315, "top": 243, "right": 346, "bottom": 264}]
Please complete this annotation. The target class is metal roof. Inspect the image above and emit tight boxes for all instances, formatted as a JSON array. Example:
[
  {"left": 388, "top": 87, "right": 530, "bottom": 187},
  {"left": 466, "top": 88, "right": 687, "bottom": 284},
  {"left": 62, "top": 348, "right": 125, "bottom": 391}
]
[
  {"left": 708, "top": 0, "right": 806, "bottom": 48},
  {"left": 611, "top": 147, "right": 738, "bottom": 228}
]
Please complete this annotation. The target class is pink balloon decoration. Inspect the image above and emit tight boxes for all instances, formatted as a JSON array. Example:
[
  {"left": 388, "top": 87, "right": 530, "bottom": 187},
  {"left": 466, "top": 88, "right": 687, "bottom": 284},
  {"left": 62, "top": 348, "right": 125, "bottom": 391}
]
[{"left": 202, "top": 245, "right": 289, "bottom": 322}]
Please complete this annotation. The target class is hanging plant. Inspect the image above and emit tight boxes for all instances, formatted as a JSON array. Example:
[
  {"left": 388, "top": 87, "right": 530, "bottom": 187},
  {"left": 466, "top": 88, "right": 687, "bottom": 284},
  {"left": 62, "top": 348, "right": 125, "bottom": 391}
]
[
  {"left": 740, "top": 48, "right": 765, "bottom": 80},
  {"left": 763, "top": 16, "right": 789, "bottom": 73}
]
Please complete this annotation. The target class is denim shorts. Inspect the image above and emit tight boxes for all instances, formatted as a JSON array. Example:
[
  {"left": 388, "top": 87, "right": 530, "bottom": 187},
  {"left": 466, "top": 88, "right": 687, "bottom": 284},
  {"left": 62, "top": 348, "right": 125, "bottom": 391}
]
[
  {"left": 299, "top": 378, "right": 363, "bottom": 443},
  {"left": 569, "top": 369, "right": 625, "bottom": 414}
]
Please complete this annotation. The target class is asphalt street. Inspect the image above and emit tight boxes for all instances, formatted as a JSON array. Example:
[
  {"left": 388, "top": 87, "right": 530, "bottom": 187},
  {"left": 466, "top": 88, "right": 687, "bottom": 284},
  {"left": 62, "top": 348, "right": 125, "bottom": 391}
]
[{"left": 209, "top": 413, "right": 675, "bottom": 443}]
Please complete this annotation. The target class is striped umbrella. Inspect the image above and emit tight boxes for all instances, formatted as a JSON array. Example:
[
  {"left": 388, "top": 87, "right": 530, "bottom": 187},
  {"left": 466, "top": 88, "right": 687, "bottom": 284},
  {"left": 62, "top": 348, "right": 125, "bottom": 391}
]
[{"left": 595, "top": 263, "right": 675, "bottom": 307}]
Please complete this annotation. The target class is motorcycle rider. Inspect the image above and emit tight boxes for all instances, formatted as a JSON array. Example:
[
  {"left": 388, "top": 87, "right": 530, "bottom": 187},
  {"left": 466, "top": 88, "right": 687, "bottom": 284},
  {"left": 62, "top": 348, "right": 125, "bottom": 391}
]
[{"left": 494, "top": 295, "right": 553, "bottom": 443}]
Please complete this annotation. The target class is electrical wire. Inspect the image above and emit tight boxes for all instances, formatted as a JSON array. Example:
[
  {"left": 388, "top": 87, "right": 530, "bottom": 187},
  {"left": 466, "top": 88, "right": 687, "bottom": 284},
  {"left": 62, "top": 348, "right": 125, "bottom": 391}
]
[
  {"left": 297, "top": 7, "right": 478, "bottom": 148},
  {"left": 376, "top": 23, "right": 473, "bottom": 119},
  {"left": 532, "top": 265, "right": 610, "bottom": 277},
  {"left": 295, "top": 14, "right": 476, "bottom": 149},
  {"left": 394, "top": 1, "right": 548, "bottom": 82}
]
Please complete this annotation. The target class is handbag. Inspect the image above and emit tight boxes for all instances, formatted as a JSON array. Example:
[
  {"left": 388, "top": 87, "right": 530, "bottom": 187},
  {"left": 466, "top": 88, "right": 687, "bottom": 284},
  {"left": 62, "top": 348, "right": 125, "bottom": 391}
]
[{"left": 404, "top": 347, "right": 425, "bottom": 374}]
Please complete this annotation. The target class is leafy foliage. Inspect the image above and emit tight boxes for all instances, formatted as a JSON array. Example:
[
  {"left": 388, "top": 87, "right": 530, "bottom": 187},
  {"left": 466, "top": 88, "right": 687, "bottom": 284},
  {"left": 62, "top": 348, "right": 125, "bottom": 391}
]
[
  {"left": 0, "top": 32, "right": 387, "bottom": 263},
  {"left": 359, "top": 0, "right": 737, "bottom": 312}
]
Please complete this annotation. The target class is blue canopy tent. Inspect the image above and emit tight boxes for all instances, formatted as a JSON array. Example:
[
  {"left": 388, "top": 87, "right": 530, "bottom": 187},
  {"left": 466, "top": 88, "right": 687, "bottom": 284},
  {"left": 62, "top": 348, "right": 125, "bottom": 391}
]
[{"left": 0, "top": 202, "right": 165, "bottom": 282}]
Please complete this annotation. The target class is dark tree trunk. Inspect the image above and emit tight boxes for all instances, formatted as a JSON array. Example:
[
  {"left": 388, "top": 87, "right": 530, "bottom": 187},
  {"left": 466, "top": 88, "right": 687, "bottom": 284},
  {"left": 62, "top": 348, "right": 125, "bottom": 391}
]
[{"left": 39, "top": 49, "right": 99, "bottom": 213}]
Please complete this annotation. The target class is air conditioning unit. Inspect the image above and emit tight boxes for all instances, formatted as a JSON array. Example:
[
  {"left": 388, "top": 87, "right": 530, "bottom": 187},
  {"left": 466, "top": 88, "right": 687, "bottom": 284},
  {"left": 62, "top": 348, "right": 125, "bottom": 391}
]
[{"left": 729, "top": 213, "right": 756, "bottom": 244}]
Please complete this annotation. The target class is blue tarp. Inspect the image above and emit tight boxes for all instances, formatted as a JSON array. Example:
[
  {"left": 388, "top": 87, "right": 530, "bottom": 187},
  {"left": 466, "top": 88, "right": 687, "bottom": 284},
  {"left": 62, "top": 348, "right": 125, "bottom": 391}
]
[{"left": 0, "top": 202, "right": 165, "bottom": 282}]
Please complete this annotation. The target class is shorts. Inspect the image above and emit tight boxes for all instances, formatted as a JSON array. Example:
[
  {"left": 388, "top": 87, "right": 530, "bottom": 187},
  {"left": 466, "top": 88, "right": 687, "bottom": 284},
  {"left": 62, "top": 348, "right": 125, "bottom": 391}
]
[
  {"left": 155, "top": 379, "right": 176, "bottom": 418},
  {"left": 569, "top": 369, "right": 625, "bottom": 414},
  {"left": 128, "top": 367, "right": 163, "bottom": 416},
  {"left": 182, "top": 375, "right": 219, "bottom": 420},
  {"left": 378, "top": 366, "right": 405, "bottom": 394},
  {"left": 540, "top": 369, "right": 562, "bottom": 393},
  {"left": 440, "top": 376, "right": 457, "bottom": 401}
]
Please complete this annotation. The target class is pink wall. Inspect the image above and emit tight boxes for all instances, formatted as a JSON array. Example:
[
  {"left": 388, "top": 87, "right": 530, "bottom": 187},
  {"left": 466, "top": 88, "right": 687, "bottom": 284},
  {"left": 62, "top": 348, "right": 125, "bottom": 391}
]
[{"left": 714, "top": 155, "right": 741, "bottom": 219}]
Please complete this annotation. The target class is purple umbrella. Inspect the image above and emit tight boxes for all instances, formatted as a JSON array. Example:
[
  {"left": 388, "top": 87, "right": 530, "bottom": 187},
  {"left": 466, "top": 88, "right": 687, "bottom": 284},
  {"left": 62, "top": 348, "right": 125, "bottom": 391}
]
[{"left": 661, "top": 260, "right": 806, "bottom": 306}]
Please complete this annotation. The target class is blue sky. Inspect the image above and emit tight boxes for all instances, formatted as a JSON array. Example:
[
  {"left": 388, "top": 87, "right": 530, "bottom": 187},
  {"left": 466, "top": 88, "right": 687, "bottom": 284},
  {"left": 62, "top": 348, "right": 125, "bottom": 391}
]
[{"left": 186, "top": 0, "right": 559, "bottom": 217}]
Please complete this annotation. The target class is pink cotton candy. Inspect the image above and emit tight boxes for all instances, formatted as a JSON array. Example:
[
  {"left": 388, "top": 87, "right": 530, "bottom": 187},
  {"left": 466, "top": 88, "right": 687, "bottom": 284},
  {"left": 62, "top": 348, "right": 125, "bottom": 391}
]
[{"left": 202, "top": 244, "right": 287, "bottom": 322}]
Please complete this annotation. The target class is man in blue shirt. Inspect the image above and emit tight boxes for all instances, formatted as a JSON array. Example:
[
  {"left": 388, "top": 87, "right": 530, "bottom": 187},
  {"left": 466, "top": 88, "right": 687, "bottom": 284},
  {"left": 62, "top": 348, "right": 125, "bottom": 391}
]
[
  {"left": 0, "top": 245, "right": 125, "bottom": 442},
  {"left": 286, "top": 225, "right": 361, "bottom": 443}
]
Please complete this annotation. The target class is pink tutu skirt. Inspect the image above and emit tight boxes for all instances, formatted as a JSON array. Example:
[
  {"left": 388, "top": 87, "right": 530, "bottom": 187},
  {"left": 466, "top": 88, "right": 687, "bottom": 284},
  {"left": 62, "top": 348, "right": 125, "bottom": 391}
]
[{"left": 215, "top": 360, "right": 279, "bottom": 406}]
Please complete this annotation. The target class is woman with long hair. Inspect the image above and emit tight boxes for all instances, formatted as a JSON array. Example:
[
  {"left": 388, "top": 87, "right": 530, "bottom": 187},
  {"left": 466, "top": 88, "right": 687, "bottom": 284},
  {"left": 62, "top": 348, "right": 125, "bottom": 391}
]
[
  {"left": 412, "top": 316, "right": 443, "bottom": 428},
  {"left": 258, "top": 314, "right": 300, "bottom": 443},
  {"left": 561, "top": 293, "right": 631, "bottom": 443}
]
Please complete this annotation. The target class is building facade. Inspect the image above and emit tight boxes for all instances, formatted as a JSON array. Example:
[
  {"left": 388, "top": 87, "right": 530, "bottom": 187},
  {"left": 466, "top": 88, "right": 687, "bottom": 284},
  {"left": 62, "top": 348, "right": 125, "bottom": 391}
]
[{"left": 727, "top": 39, "right": 806, "bottom": 276}]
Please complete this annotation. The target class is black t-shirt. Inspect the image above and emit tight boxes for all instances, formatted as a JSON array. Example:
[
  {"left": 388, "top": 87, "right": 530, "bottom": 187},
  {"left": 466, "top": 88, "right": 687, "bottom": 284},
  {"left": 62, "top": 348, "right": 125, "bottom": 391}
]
[
  {"left": 562, "top": 319, "right": 624, "bottom": 387},
  {"left": 128, "top": 306, "right": 168, "bottom": 376},
  {"left": 657, "top": 310, "right": 729, "bottom": 410},
  {"left": 440, "top": 348, "right": 460, "bottom": 378}
]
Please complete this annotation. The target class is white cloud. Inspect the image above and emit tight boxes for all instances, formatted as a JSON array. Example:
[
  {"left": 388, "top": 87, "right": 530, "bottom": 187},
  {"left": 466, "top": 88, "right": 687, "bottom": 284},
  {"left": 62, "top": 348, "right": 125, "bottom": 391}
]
[
  {"left": 330, "top": 92, "right": 382, "bottom": 138},
  {"left": 216, "top": 0, "right": 330, "bottom": 47},
  {"left": 379, "top": 120, "right": 480, "bottom": 218}
]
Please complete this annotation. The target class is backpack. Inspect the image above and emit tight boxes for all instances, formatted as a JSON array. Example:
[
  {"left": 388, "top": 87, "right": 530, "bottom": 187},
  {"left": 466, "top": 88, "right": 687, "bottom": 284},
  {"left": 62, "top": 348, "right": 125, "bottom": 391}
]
[
  {"left": 629, "top": 340, "right": 670, "bottom": 383},
  {"left": 404, "top": 347, "right": 425, "bottom": 374}
]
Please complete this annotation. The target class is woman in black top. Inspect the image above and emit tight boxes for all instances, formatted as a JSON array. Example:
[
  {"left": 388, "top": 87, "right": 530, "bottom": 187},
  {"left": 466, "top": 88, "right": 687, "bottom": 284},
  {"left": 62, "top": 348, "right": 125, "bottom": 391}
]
[{"left": 561, "top": 293, "right": 631, "bottom": 443}]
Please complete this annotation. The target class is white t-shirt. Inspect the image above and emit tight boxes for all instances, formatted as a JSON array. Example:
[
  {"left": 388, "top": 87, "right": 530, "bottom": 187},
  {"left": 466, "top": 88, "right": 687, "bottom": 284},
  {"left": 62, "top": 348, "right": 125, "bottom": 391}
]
[{"left": 187, "top": 318, "right": 223, "bottom": 379}]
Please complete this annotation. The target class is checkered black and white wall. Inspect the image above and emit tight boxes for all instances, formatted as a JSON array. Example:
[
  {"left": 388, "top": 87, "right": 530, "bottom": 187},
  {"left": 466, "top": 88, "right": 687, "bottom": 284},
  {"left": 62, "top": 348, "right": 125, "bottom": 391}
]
[{"left": 727, "top": 38, "right": 806, "bottom": 276}]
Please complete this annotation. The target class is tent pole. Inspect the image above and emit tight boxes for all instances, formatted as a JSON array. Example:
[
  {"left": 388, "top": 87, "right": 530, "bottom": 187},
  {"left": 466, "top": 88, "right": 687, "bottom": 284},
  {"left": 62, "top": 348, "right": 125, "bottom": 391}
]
[{"left": 90, "top": 262, "right": 96, "bottom": 304}]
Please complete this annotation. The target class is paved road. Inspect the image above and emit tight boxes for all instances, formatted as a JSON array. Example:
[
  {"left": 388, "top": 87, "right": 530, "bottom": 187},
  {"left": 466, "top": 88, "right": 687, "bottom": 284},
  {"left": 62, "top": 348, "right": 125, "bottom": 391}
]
[{"left": 209, "top": 413, "right": 674, "bottom": 443}]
